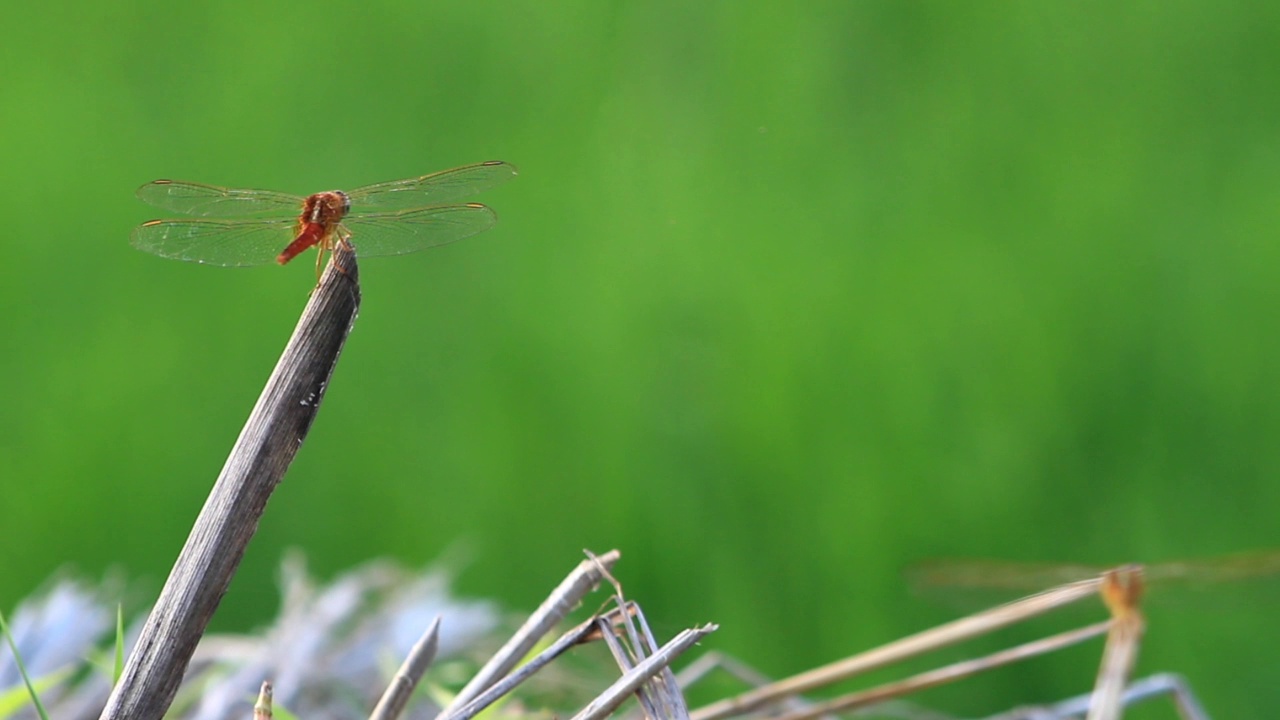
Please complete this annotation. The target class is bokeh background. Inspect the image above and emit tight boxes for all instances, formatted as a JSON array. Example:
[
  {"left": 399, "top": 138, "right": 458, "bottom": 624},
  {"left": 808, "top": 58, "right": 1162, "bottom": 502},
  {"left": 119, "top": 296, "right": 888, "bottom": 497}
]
[{"left": 2, "top": 2, "right": 1277, "bottom": 717}]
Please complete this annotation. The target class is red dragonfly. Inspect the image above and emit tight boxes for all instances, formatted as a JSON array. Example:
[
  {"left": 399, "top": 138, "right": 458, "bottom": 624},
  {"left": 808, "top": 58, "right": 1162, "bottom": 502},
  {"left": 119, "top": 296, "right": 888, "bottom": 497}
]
[{"left": 131, "top": 161, "right": 517, "bottom": 273}]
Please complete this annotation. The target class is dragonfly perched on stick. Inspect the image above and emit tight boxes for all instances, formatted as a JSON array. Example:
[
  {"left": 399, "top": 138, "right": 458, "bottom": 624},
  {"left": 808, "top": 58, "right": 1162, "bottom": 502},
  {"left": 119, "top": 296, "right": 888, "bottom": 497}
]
[{"left": 132, "top": 161, "right": 517, "bottom": 276}]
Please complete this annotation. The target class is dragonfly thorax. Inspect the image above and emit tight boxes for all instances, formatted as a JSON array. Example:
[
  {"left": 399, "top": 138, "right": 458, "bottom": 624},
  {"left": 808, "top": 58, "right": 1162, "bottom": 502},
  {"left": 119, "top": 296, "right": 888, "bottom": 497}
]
[{"left": 301, "top": 191, "right": 351, "bottom": 226}]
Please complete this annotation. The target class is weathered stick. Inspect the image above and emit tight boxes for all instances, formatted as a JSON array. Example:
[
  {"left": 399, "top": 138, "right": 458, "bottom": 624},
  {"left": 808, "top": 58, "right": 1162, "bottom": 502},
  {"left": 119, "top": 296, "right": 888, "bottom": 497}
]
[
  {"left": 98, "top": 247, "right": 361, "bottom": 720},
  {"left": 571, "top": 624, "right": 717, "bottom": 720},
  {"left": 438, "top": 550, "right": 622, "bottom": 719},
  {"left": 774, "top": 621, "right": 1112, "bottom": 720},
  {"left": 1086, "top": 567, "right": 1146, "bottom": 720},
  {"left": 441, "top": 614, "right": 602, "bottom": 720},
  {"left": 691, "top": 576, "right": 1103, "bottom": 720},
  {"left": 368, "top": 616, "right": 442, "bottom": 720}
]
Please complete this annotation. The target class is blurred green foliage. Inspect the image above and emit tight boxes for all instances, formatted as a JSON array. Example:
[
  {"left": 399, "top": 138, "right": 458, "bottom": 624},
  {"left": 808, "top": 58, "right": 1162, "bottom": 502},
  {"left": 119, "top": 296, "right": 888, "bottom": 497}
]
[{"left": 1, "top": 1, "right": 1277, "bottom": 716}]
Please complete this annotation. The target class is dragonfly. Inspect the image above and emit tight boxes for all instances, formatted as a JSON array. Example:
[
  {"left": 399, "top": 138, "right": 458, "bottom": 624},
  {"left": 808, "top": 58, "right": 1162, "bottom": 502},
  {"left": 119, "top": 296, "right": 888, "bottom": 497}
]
[{"left": 131, "top": 161, "right": 517, "bottom": 275}]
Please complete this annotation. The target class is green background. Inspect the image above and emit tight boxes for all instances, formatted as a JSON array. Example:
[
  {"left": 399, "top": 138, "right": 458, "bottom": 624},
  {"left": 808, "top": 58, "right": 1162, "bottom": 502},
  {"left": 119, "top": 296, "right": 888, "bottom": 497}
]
[{"left": 2, "top": 2, "right": 1277, "bottom": 717}]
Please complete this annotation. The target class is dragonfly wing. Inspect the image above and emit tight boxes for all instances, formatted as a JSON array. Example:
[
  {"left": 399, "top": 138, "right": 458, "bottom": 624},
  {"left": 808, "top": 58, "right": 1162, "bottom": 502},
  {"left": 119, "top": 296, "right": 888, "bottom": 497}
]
[
  {"left": 344, "top": 161, "right": 517, "bottom": 211},
  {"left": 136, "top": 180, "right": 302, "bottom": 217},
  {"left": 341, "top": 204, "right": 498, "bottom": 257},
  {"left": 131, "top": 218, "right": 297, "bottom": 267},
  {"left": 908, "top": 559, "right": 1104, "bottom": 593}
]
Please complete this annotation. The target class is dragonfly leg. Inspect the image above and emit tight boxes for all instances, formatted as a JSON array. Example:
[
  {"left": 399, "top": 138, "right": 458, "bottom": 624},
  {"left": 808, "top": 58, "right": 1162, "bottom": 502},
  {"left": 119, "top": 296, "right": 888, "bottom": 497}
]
[
  {"left": 331, "top": 231, "right": 356, "bottom": 277},
  {"left": 312, "top": 241, "right": 326, "bottom": 282}
]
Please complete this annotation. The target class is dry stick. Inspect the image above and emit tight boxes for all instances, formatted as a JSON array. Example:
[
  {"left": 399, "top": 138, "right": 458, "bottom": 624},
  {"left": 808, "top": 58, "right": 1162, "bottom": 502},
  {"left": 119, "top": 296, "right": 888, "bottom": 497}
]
[
  {"left": 571, "top": 624, "right": 718, "bottom": 720},
  {"left": 1086, "top": 567, "right": 1146, "bottom": 720},
  {"left": 98, "top": 248, "right": 362, "bottom": 720},
  {"left": 596, "top": 602, "right": 692, "bottom": 720},
  {"left": 254, "top": 681, "right": 274, "bottom": 720},
  {"left": 449, "top": 602, "right": 709, "bottom": 720},
  {"left": 598, "top": 608, "right": 665, "bottom": 720},
  {"left": 369, "top": 616, "right": 442, "bottom": 720},
  {"left": 774, "top": 621, "right": 1112, "bottom": 720},
  {"left": 691, "top": 577, "right": 1104, "bottom": 720},
  {"left": 590, "top": 564, "right": 682, "bottom": 720},
  {"left": 1039, "top": 673, "right": 1209, "bottom": 720},
  {"left": 438, "top": 549, "right": 622, "bottom": 719},
  {"left": 443, "top": 615, "right": 604, "bottom": 720}
]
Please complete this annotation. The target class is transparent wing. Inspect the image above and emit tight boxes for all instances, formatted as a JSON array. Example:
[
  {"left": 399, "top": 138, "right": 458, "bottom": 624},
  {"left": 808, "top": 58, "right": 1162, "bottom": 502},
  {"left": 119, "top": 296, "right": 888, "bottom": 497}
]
[
  {"left": 131, "top": 218, "right": 298, "bottom": 266},
  {"left": 909, "top": 559, "right": 1103, "bottom": 593},
  {"left": 344, "top": 161, "right": 517, "bottom": 211},
  {"left": 910, "top": 551, "right": 1280, "bottom": 595},
  {"left": 136, "top": 180, "right": 302, "bottom": 217},
  {"left": 341, "top": 204, "right": 498, "bottom": 257}
]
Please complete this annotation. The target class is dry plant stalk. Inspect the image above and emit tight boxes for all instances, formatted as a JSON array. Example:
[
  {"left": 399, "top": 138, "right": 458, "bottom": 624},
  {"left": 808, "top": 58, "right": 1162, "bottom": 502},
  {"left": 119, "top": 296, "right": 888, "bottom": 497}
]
[
  {"left": 432, "top": 550, "right": 714, "bottom": 720},
  {"left": 99, "top": 247, "right": 361, "bottom": 720},
  {"left": 368, "top": 616, "right": 441, "bottom": 720},
  {"left": 1086, "top": 567, "right": 1146, "bottom": 720},
  {"left": 438, "top": 550, "right": 623, "bottom": 718},
  {"left": 577, "top": 561, "right": 708, "bottom": 720},
  {"left": 253, "top": 681, "right": 273, "bottom": 720},
  {"left": 686, "top": 563, "right": 1178, "bottom": 720},
  {"left": 692, "top": 575, "right": 1103, "bottom": 720}
]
